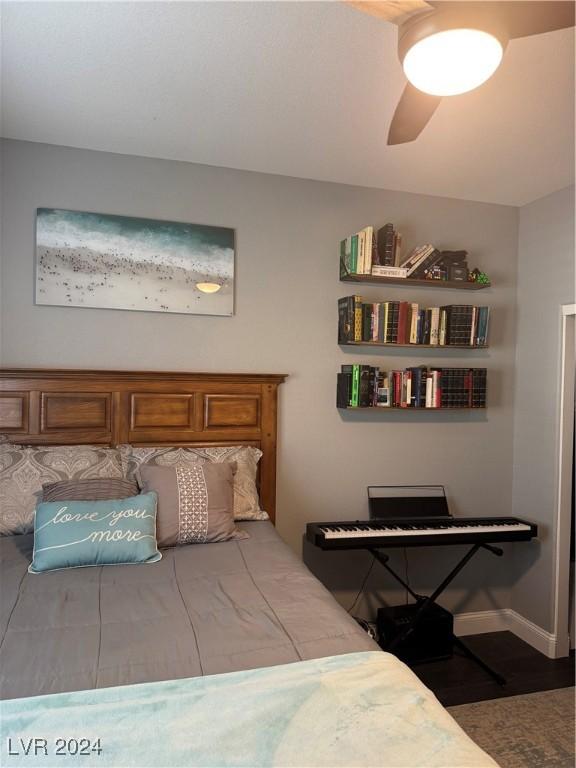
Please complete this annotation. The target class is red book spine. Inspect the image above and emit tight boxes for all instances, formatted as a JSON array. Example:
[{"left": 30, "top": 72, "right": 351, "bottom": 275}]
[
  {"left": 397, "top": 302, "right": 408, "bottom": 344},
  {"left": 394, "top": 371, "right": 401, "bottom": 407},
  {"left": 435, "top": 370, "right": 442, "bottom": 408}
]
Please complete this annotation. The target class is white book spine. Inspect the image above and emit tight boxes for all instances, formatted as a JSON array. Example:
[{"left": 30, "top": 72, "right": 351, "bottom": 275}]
[
  {"left": 371, "top": 266, "right": 408, "bottom": 278},
  {"left": 410, "top": 303, "right": 419, "bottom": 343},
  {"left": 425, "top": 376, "right": 433, "bottom": 408},
  {"left": 357, "top": 231, "right": 365, "bottom": 275},
  {"left": 430, "top": 307, "right": 440, "bottom": 345},
  {"left": 364, "top": 227, "right": 373, "bottom": 274},
  {"left": 470, "top": 307, "right": 477, "bottom": 346}
]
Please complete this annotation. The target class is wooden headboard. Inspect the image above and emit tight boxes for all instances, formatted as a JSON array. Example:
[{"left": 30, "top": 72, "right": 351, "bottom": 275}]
[{"left": 0, "top": 369, "right": 287, "bottom": 522}]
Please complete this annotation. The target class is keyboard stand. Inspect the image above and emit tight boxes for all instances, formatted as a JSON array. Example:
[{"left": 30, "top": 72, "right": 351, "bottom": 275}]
[{"left": 369, "top": 542, "right": 506, "bottom": 686}]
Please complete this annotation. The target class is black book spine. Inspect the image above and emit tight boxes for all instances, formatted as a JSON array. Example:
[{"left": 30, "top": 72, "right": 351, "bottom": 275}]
[
  {"left": 423, "top": 309, "right": 431, "bottom": 345},
  {"left": 362, "top": 303, "right": 372, "bottom": 342},
  {"left": 358, "top": 365, "right": 373, "bottom": 407},
  {"left": 338, "top": 297, "right": 353, "bottom": 344},
  {"left": 377, "top": 224, "right": 395, "bottom": 266},
  {"left": 471, "top": 368, "right": 487, "bottom": 407},
  {"left": 337, "top": 372, "right": 352, "bottom": 408},
  {"left": 368, "top": 367, "right": 377, "bottom": 406}
]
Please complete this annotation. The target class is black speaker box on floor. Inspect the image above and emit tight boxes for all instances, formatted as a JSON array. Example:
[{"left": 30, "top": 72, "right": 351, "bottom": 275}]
[{"left": 377, "top": 602, "right": 453, "bottom": 663}]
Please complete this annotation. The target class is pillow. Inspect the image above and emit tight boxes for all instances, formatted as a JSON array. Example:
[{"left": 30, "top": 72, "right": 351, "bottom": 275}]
[
  {"left": 138, "top": 463, "right": 249, "bottom": 547},
  {"left": 29, "top": 492, "right": 161, "bottom": 574},
  {"left": 120, "top": 445, "right": 267, "bottom": 521},
  {"left": 0, "top": 443, "right": 124, "bottom": 537},
  {"left": 42, "top": 478, "right": 139, "bottom": 502}
]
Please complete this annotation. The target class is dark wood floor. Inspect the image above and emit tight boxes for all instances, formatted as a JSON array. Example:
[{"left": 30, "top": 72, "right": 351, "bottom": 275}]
[{"left": 406, "top": 631, "right": 575, "bottom": 707}]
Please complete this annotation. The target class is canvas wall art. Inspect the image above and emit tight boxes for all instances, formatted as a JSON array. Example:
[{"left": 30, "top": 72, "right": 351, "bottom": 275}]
[{"left": 35, "top": 208, "right": 235, "bottom": 315}]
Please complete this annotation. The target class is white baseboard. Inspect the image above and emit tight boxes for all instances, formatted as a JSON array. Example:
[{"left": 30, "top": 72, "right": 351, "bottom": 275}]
[{"left": 454, "top": 609, "right": 559, "bottom": 658}]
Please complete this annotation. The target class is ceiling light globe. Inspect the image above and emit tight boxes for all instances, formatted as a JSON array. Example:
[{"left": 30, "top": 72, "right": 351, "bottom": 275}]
[
  {"left": 196, "top": 282, "right": 222, "bottom": 294},
  {"left": 402, "top": 29, "right": 503, "bottom": 97}
]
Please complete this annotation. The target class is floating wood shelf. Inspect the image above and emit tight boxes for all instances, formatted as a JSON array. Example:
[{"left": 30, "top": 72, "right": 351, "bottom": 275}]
[
  {"left": 339, "top": 341, "right": 488, "bottom": 349},
  {"left": 338, "top": 406, "right": 486, "bottom": 411},
  {"left": 340, "top": 274, "right": 491, "bottom": 290}
]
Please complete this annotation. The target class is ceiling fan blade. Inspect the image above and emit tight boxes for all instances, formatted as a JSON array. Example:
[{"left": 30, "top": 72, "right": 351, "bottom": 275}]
[
  {"left": 346, "top": 0, "right": 434, "bottom": 25},
  {"left": 387, "top": 83, "right": 441, "bottom": 145},
  {"left": 497, "top": 1, "right": 575, "bottom": 39}
]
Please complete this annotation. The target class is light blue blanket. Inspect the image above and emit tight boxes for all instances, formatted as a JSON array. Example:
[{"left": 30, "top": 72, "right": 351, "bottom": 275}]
[{"left": 1, "top": 651, "right": 496, "bottom": 767}]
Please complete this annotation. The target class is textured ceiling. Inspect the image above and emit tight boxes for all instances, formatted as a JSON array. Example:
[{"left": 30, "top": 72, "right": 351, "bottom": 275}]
[{"left": 1, "top": 1, "right": 574, "bottom": 205}]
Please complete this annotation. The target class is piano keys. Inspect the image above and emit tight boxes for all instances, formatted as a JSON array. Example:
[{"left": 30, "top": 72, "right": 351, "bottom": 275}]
[{"left": 306, "top": 516, "right": 537, "bottom": 550}]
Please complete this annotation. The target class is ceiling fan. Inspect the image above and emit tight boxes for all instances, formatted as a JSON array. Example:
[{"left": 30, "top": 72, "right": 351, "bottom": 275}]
[{"left": 347, "top": 1, "right": 575, "bottom": 144}]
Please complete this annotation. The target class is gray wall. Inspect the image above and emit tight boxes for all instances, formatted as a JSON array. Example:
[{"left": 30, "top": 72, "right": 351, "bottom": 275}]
[
  {"left": 511, "top": 185, "right": 576, "bottom": 631},
  {"left": 1, "top": 138, "right": 521, "bottom": 617}
]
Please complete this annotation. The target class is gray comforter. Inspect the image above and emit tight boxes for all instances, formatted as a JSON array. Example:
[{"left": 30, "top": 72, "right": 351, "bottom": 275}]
[{"left": 0, "top": 521, "right": 376, "bottom": 700}]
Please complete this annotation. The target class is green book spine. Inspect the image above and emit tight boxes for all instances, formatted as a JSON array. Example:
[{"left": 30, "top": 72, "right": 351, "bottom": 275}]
[
  {"left": 351, "top": 235, "right": 359, "bottom": 274},
  {"left": 351, "top": 364, "right": 360, "bottom": 407},
  {"left": 340, "top": 239, "right": 347, "bottom": 278},
  {"left": 354, "top": 295, "right": 363, "bottom": 341}
]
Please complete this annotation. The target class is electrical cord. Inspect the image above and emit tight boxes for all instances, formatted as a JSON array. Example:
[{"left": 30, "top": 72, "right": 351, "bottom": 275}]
[
  {"left": 347, "top": 554, "right": 376, "bottom": 614},
  {"left": 403, "top": 548, "right": 411, "bottom": 604}
]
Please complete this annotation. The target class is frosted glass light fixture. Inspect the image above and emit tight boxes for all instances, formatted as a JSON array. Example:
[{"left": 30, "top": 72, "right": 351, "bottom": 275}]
[
  {"left": 402, "top": 28, "right": 503, "bottom": 97},
  {"left": 196, "top": 282, "right": 222, "bottom": 294}
]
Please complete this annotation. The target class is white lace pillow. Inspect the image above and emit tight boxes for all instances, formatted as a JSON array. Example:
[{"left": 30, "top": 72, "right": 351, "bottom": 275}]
[
  {"left": 0, "top": 443, "right": 124, "bottom": 536},
  {"left": 119, "top": 445, "right": 268, "bottom": 521}
]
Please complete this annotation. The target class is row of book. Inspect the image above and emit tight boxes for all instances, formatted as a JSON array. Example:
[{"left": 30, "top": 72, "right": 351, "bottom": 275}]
[
  {"left": 337, "top": 365, "right": 487, "bottom": 409},
  {"left": 340, "top": 224, "right": 402, "bottom": 276},
  {"left": 338, "top": 297, "right": 490, "bottom": 347}
]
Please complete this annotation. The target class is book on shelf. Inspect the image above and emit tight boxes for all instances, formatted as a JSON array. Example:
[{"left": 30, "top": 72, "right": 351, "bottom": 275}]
[
  {"left": 442, "top": 304, "right": 490, "bottom": 346},
  {"left": 338, "top": 295, "right": 363, "bottom": 343},
  {"left": 399, "top": 244, "right": 435, "bottom": 276},
  {"left": 377, "top": 223, "right": 396, "bottom": 267},
  {"left": 341, "top": 223, "right": 402, "bottom": 276},
  {"left": 338, "top": 365, "right": 487, "bottom": 409},
  {"left": 340, "top": 226, "right": 375, "bottom": 276},
  {"left": 410, "top": 248, "right": 443, "bottom": 279},
  {"left": 338, "top": 297, "right": 490, "bottom": 346},
  {"left": 393, "top": 232, "right": 403, "bottom": 266},
  {"left": 371, "top": 265, "right": 408, "bottom": 278}
]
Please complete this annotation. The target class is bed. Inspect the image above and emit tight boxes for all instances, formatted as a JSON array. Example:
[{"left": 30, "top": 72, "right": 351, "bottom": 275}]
[{"left": 0, "top": 369, "right": 497, "bottom": 767}]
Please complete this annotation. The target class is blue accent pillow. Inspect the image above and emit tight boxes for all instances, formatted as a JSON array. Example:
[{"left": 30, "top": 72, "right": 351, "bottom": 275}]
[{"left": 29, "top": 492, "right": 161, "bottom": 573}]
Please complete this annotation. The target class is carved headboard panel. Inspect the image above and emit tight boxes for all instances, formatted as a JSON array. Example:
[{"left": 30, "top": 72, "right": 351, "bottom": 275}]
[{"left": 0, "top": 369, "right": 287, "bottom": 522}]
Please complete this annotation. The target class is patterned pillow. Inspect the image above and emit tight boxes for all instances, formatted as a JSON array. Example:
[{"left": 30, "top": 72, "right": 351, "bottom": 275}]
[
  {"left": 119, "top": 445, "right": 268, "bottom": 521},
  {"left": 0, "top": 443, "right": 124, "bottom": 536},
  {"left": 139, "top": 463, "right": 248, "bottom": 547}
]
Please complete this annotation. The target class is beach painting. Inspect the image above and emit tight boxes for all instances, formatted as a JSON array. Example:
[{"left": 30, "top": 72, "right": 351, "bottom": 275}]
[{"left": 35, "top": 208, "right": 235, "bottom": 315}]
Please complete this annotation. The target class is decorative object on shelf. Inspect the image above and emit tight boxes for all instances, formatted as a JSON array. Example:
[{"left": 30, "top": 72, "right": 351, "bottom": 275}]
[
  {"left": 435, "top": 250, "right": 469, "bottom": 282},
  {"left": 337, "top": 364, "right": 487, "bottom": 410},
  {"left": 35, "top": 208, "right": 235, "bottom": 316},
  {"left": 469, "top": 268, "right": 491, "bottom": 285},
  {"left": 338, "top": 296, "right": 489, "bottom": 347}
]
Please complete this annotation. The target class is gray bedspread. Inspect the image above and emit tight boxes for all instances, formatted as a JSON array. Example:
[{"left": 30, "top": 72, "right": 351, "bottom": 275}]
[{"left": 0, "top": 521, "right": 377, "bottom": 700}]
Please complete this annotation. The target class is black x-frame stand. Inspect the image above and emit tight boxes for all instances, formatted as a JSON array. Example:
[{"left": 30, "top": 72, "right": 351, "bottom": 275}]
[{"left": 369, "top": 542, "right": 506, "bottom": 686}]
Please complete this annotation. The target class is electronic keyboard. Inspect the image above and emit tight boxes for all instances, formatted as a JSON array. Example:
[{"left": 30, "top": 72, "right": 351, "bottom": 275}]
[{"left": 306, "top": 516, "right": 537, "bottom": 550}]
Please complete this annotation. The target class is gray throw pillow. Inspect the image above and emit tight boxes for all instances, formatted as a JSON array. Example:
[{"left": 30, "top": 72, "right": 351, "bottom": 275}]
[
  {"left": 138, "top": 462, "right": 249, "bottom": 548},
  {"left": 42, "top": 478, "right": 139, "bottom": 502}
]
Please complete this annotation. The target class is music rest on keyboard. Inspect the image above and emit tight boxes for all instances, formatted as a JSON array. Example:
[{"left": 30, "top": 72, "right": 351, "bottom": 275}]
[{"left": 306, "top": 516, "right": 538, "bottom": 550}]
